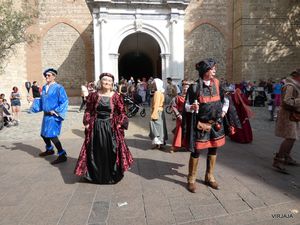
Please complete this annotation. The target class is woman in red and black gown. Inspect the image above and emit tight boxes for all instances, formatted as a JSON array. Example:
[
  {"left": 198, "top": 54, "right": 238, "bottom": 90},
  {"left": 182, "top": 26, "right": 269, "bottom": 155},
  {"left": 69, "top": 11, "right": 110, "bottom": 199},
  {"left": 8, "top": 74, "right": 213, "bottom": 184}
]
[
  {"left": 74, "top": 73, "right": 133, "bottom": 184},
  {"left": 170, "top": 82, "right": 190, "bottom": 152},
  {"left": 230, "top": 88, "right": 254, "bottom": 143}
]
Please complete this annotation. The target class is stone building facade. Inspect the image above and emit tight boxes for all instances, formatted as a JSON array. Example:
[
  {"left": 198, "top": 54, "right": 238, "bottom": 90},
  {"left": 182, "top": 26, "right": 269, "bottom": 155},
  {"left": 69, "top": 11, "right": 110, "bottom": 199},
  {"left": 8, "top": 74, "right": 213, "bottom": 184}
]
[
  {"left": 0, "top": 0, "right": 299, "bottom": 102},
  {"left": 233, "top": 0, "right": 300, "bottom": 82}
]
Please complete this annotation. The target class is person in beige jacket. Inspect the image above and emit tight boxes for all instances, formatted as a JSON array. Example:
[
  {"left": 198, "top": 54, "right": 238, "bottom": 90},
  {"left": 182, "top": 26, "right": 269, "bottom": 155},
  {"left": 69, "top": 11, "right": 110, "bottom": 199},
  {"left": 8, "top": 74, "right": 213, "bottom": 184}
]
[
  {"left": 274, "top": 69, "right": 300, "bottom": 173},
  {"left": 149, "top": 78, "right": 168, "bottom": 149}
]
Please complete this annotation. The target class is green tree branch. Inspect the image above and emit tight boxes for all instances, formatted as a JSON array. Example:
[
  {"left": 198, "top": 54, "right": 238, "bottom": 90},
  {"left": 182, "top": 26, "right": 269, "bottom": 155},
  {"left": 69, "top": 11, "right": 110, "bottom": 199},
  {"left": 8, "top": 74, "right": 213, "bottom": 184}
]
[{"left": 0, "top": 0, "right": 38, "bottom": 71}]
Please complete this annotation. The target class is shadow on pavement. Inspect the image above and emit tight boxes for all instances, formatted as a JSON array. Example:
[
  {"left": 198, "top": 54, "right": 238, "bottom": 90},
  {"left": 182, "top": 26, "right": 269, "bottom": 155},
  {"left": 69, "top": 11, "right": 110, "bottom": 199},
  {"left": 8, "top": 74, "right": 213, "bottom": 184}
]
[
  {"left": 130, "top": 157, "right": 187, "bottom": 188},
  {"left": 3, "top": 142, "right": 80, "bottom": 185},
  {"left": 72, "top": 129, "right": 85, "bottom": 138},
  {"left": 126, "top": 138, "right": 171, "bottom": 152},
  {"left": 218, "top": 137, "right": 300, "bottom": 199},
  {"left": 126, "top": 138, "right": 152, "bottom": 151},
  {"left": 133, "top": 134, "right": 149, "bottom": 140},
  {"left": 130, "top": 107, "right": 300, "bottom": 201}
]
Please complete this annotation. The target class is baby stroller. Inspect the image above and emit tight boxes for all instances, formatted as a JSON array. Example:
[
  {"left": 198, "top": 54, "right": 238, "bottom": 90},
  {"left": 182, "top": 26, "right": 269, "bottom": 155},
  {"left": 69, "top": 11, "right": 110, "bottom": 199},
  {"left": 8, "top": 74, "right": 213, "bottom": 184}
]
[
  {"left": 1, "top": 105, "right": 17, "bottom": 127},
  {"left": 252, "top": 87, "right": 267, "bottom": 107},
  {"left": 123, "top": 94, "right": 146, "bottom": 118}
]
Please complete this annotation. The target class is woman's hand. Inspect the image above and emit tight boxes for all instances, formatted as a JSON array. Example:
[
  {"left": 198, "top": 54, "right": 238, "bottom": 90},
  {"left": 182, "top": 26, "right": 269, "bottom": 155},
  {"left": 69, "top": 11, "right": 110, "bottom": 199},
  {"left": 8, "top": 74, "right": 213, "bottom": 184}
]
[
  {"left": 151, "top": 116, "right": 158, "bottom": 121},
  {"left": 117, "top": 124, "right": 121, "bottom": 129},
  {"left": 84, "top": 124, "right": 89, "bottom": 129},
  {"left": 27, "top": 96, "right": 34, "bottom": 102}
]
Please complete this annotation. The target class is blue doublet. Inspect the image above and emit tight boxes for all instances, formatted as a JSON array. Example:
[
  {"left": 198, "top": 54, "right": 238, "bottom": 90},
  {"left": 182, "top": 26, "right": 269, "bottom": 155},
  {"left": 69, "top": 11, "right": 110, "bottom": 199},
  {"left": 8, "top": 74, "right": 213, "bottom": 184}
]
[{"left": 31, "top": 83, "right": 68, "bottom": 138}]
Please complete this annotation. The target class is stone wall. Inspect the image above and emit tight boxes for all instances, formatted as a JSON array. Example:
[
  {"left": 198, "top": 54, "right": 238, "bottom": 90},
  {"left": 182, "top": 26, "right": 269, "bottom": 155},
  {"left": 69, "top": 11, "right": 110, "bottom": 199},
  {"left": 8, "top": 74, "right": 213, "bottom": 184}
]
[
  {"left": 0, "top": 44, "right": 29, "bottom": 108},
  {"left": 185, "top": 24, "right": 227, "bottom": 80},
  {"left": 1, "top": 0, "right": 299, "bottom": 99},
  {"left": 27, "top": 0, "right": 93, "bottom": 96},
  {"left": 1, "top": 0, "right": 94, "bottom": 98},
  {"left": 41, "top": 23, "right": 86, "bottom": 90},
  {"left": 233, "top": 0, "right": 300, "bottom": 82},
  {"left": 37, "top": 0, "right": 93, "bottom": 95},
  {"left": 38, "top": 0, "right": 91, "bottom": 27},
  {"left": 184, "top": 0, "right": 232, "bottom": 81},
  {"left": 185, "top": 0, "right": 229, "bottom": 27}
]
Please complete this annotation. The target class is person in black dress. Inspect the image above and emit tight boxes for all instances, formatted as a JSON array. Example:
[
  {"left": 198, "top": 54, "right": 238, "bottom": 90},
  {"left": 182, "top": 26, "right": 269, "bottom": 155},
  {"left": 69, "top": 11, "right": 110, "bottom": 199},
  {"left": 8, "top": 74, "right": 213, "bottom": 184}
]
[{"left": 75, "top": 73, "right": 133, "bottom": 184}]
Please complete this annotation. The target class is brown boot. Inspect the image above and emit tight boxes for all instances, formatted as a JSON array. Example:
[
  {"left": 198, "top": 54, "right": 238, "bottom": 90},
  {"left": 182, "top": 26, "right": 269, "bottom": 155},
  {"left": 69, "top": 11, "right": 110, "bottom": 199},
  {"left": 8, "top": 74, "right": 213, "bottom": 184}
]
[
  {"left": 273, "top": 153, "right": 288, "bottom": 173},
  {"left": 205, "top": 155, "right": 219, "bottom": 190},
  {"left": 187, "top": 156, "right": 199, "bottom": 193}
]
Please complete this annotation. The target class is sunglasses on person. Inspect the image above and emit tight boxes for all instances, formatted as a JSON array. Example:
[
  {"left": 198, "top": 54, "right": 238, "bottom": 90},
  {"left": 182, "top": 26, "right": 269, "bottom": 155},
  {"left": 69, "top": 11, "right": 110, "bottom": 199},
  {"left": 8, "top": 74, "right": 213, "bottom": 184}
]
[{"left": 44, "top": 73, "right": 55, "bottom": 77}]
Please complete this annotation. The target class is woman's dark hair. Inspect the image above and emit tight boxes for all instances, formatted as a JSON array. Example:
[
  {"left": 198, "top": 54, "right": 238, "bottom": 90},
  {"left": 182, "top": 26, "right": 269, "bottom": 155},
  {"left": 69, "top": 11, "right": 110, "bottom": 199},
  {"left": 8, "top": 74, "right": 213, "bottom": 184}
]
[{"left": 12, "top": 86, "right": 18, "bottom": 92}]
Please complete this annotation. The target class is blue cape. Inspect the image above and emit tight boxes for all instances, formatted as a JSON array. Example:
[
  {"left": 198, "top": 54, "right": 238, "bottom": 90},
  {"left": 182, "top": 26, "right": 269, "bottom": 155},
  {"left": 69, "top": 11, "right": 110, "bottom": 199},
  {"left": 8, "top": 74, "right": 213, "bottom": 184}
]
[{"left": 31, "top": 83, "right": 68, "bottom": 138}]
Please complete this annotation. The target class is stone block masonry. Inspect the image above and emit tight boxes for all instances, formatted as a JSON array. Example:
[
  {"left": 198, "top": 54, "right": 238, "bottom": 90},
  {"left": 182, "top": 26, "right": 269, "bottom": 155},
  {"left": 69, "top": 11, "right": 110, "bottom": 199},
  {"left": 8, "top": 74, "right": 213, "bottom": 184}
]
[{"left": 1, "top": 0, "right": 299, "bottom": 97}]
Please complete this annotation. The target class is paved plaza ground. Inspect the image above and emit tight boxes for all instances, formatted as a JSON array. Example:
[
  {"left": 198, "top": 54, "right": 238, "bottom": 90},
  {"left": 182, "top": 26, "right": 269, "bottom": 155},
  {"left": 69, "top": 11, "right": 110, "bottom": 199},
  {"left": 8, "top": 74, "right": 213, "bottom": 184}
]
[{"left": 0, "top": 105, "right": 299, "bottom": 225}]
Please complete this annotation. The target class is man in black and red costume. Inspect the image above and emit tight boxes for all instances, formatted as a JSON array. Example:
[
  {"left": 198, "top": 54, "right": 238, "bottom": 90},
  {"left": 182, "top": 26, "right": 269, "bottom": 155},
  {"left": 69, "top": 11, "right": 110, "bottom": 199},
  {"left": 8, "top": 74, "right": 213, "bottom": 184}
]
[{"left": 183, "top": 58, "right": 229, "bottom": 193}]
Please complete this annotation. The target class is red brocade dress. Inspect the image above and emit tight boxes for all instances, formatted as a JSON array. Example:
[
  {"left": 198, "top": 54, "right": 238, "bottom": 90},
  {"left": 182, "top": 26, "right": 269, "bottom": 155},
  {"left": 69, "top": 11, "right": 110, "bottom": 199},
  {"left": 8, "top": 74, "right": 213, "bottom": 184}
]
[
  {"left": 172, "top": 95, "right": 186, "bottom": 148},
  {"left": 74, "top": 92, "right": 133, "bottom": 184},
  {"left": 230, "top": 90, "right": 253, "bottom": 143}
]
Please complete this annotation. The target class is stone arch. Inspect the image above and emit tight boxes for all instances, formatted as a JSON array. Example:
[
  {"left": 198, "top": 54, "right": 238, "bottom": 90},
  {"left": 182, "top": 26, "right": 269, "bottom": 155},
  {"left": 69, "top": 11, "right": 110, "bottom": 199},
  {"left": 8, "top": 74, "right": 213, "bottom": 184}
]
[
  {"left": 118, "top": 32, "right": 162, "bottom": 79},
  {"left": 26, "top": 19, "right": 93, "bottom": 95},
  {"left": 107, "top": 23, "right": 170, "bottom": 80},
  {"left": 40, "top": 20, "right": 82, "bottom": 38},
  {"left": 186, "top": 20, "right": 228, "bottom": 40},
  {"left": 39, "top": 19, "right": 93, "bottom": 57},
  {"left": 185, "top": 23, "right": 227, "bottom": 80},
  {"left": 109, "top": 23, "right": 169, "bottom": 55},
  {"left": 41, "top": 22, "right": 86, "bottom": 93}
]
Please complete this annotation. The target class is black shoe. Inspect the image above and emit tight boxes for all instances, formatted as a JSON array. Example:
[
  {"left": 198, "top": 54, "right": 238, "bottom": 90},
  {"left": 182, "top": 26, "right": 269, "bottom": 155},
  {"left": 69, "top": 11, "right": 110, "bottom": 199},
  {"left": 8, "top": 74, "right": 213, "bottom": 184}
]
[
  {"left": 39, "top": 150, "right": 55, "bottom": 157},
  {"left": 51, "top": 154, "right": 67, "bottom": 165}
]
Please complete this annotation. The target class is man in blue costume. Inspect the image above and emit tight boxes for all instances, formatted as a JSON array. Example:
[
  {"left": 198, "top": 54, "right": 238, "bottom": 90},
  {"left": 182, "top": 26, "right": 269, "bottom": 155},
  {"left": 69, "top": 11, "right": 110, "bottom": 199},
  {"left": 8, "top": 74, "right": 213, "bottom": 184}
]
[{"left": 30, "top": 68, "right": 69, "bottom": 164}]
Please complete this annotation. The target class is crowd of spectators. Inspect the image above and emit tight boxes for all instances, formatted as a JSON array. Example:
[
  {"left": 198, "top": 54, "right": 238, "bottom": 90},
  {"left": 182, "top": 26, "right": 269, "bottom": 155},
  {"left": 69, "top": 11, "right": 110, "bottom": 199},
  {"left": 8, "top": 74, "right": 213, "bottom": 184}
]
[{"left": 0, "top": 76, "right": 287, "bottom": 131}]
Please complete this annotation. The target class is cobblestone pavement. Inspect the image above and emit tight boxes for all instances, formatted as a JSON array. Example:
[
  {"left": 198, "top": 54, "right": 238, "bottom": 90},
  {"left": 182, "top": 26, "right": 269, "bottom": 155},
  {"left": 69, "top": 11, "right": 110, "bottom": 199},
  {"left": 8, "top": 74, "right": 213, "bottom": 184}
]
[{"left": 0, "top": 105, "right": 300, "bottom": 225}]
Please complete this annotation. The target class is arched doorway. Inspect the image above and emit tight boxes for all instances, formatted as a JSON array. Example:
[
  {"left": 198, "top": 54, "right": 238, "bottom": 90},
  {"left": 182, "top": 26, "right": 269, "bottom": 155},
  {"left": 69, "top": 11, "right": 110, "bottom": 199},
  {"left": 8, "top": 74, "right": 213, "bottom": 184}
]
[{"left": 118, "top": 32, "right": 161, "bottom": 80}]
